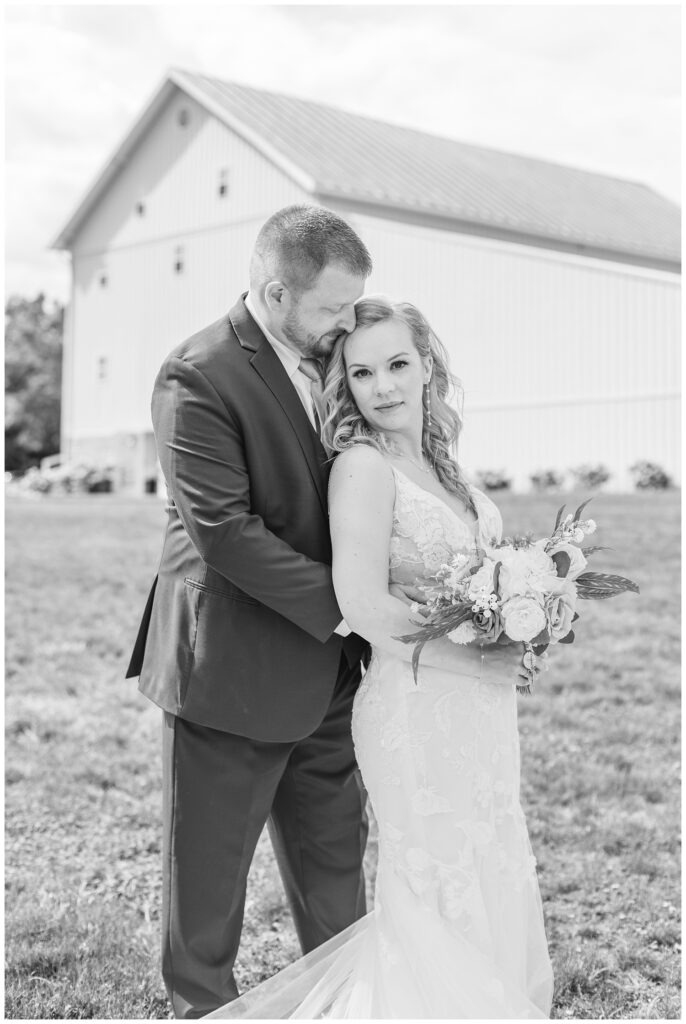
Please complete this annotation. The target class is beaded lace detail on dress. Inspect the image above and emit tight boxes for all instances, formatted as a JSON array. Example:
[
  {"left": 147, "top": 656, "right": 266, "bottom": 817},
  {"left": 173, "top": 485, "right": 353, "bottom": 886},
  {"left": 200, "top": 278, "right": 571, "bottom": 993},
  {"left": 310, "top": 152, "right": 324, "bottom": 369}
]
[
  {"left": 353, "top": 468, "right": 540, "bottom": 959},
  {"left": 388, "top": 466, "right": 497, "bottom": 587}
]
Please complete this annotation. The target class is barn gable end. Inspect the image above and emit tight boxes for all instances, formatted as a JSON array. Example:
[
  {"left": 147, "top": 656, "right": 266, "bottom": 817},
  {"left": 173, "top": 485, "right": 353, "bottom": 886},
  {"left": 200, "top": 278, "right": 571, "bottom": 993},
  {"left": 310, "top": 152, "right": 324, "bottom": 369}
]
[{"left": 60, "top": 82, "right": 310, "bottom": 491}]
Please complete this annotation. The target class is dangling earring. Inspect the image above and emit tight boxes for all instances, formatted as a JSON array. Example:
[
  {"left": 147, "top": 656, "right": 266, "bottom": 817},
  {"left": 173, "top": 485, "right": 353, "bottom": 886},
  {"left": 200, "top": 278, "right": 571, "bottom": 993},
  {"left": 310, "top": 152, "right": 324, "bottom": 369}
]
[{"left": 424, "top": 381, "right": 432, "bottom": 428}]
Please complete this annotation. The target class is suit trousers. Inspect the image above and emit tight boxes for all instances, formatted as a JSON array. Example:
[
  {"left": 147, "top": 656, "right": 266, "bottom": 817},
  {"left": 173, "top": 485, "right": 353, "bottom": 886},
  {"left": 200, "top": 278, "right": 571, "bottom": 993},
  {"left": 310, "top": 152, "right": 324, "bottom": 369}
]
[{"left": 161, "top": 656, "right": 369, "bottom": 1018}]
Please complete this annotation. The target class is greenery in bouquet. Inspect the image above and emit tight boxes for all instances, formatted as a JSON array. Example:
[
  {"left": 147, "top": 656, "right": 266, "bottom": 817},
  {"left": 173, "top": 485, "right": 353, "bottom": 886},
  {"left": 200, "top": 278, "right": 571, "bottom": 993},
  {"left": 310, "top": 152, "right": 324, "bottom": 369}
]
[{"left": 396, "top": 499, "right": 639, "bottom": 694}]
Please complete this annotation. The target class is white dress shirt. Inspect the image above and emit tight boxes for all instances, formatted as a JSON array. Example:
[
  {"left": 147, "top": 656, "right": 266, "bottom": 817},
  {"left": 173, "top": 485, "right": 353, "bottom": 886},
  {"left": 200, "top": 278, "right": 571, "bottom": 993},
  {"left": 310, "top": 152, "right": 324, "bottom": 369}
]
[{"left": 244, "top": 293, "right": 351, "bottom": 639}]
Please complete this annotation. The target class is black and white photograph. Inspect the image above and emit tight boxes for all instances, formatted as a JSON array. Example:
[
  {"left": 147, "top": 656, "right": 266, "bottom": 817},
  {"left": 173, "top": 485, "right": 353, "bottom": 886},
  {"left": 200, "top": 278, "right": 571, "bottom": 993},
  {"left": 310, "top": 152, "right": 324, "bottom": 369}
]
[{"left": 5, "top": 3, "right": 681, "bottom": 1019}]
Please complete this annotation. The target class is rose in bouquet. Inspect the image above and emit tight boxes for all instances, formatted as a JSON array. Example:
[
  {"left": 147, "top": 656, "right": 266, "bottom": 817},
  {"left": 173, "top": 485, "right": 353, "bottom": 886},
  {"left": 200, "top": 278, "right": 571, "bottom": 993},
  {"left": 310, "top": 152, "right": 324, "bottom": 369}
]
[{"left": 396, "top": 499, "right": 639, "bottom": 693}]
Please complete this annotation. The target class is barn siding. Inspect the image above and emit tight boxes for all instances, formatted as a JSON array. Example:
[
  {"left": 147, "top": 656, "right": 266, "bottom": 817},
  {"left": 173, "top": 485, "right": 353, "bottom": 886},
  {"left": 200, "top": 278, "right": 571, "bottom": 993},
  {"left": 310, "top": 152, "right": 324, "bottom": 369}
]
[
  {"left": 463, "top": 395, "right": 680, "bottom": 492},
  {"left": 348, "top": 213, "right": 680, "bottom": 489}
]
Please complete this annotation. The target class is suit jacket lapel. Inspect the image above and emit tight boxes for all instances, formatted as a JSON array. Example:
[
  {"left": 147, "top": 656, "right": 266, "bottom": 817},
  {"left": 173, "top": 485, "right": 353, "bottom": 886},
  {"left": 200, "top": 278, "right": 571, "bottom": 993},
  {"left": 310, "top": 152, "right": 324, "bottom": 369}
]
[{"left": 229, "top": 297, "right": 329, "bottom": 515}]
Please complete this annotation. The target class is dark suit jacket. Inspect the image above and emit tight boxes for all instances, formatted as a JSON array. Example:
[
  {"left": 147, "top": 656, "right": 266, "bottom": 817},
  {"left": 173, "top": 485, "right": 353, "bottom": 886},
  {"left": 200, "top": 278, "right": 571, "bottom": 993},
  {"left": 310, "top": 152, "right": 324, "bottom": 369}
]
[{"left": 126, "top": 295, "right": 368, "bottom": 741}]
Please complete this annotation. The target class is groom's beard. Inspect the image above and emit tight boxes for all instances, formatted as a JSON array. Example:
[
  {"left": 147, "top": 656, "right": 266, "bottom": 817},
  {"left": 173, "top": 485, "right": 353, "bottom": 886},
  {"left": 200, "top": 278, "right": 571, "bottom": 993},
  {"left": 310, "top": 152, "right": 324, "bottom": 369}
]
[{"left": 282, "top": 309, "right": 343, "bottom": 359}]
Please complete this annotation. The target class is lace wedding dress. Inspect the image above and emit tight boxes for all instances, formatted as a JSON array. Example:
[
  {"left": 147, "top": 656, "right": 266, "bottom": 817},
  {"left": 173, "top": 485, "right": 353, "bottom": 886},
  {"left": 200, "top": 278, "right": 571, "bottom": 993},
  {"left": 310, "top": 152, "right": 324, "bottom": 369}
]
[{"left": 208, "top": 467, "right": 553, "bottom": 1020}]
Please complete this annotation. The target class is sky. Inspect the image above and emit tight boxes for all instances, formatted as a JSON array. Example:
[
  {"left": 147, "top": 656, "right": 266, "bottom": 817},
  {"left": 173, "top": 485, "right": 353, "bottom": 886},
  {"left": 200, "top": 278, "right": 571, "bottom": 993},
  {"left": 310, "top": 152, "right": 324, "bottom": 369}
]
[{"left": 4, "top": 2, "right": 682, "bottom": 304}]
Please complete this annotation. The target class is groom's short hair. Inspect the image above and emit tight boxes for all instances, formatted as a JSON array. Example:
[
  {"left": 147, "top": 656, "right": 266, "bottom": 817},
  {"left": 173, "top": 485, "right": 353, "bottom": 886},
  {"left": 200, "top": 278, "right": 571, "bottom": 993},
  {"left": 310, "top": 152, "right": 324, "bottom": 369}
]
[{"left": 250, "top": 205, "right": 372, "bottom": 296}]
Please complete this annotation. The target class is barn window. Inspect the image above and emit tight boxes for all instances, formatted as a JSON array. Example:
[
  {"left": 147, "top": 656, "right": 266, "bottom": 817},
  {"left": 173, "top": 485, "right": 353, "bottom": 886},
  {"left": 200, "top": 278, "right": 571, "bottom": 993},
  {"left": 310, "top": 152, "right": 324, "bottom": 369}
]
[
  {"left": 99, "top": 273, "right": 108, "bottom": 287},
  {"left": 174, "top": 246, "right": 184, "bottom": 274},
  {"left": 97, "top": 356, "right": 108, "bottom": 381},
  {"left": 135, "top": 200, "right": 146, "bottom": 216},
  {"left": 218, "top": 169, "right": 229, "bottom": 197},
  {"left": 177, "top": 107, "right": 190, "bottom": 127}
]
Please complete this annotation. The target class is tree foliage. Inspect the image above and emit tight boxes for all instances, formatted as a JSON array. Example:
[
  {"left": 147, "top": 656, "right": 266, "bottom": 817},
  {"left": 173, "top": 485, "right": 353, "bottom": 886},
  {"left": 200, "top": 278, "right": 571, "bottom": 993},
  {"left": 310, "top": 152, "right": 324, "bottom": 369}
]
[{"left": 5, "top": 294, "right": 63, "bottom": 472}]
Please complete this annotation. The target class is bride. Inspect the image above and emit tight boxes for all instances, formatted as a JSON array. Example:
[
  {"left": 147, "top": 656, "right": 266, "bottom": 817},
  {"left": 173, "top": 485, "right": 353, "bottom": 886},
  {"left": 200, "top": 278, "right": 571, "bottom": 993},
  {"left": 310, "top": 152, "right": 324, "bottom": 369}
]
[{"left": 207, "top": 297, "right": 554, "bottom": 1019}]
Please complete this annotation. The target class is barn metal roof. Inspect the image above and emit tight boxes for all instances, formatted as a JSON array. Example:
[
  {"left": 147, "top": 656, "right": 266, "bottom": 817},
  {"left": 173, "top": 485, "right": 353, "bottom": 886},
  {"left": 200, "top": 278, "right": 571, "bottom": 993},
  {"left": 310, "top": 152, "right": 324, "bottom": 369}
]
[{"left": 53, "top": 68, "right": 680, "bottom": 271}]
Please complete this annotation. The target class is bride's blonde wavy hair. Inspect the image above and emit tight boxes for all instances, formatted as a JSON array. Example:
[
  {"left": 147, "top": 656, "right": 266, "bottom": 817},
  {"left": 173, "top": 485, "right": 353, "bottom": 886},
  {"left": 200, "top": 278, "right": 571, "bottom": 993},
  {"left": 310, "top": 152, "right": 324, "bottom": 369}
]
[{"left": 321, "top": 297, "right": 474, "bottom": 511}]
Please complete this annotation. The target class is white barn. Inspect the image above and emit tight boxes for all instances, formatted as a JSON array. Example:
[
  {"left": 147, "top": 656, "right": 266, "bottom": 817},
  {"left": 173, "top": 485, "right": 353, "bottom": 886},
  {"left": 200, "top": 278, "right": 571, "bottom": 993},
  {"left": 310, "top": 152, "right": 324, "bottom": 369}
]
[{"left": 52, "top": 68, "right": 681, "bottom": 494}]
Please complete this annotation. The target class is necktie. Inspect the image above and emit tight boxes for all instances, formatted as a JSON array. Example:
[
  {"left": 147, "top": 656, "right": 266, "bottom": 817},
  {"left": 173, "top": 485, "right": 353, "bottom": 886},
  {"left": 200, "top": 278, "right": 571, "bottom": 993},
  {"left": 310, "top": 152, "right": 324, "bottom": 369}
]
[{"left": 298, "top": 358, "right": 326, "bottom": 434}]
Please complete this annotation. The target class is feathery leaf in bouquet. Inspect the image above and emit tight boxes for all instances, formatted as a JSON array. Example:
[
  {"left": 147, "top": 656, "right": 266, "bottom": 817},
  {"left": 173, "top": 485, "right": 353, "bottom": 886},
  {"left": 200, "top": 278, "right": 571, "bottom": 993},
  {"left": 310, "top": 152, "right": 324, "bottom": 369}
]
[{"left": 575, "top": 571, "right": 640, "bottom": 600}]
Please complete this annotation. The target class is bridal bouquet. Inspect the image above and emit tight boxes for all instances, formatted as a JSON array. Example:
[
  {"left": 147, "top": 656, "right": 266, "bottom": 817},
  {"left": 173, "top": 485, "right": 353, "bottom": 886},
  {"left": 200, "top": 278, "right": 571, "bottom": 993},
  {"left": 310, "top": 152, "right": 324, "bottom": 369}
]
[{"left": 396, "top": 499, "right": 639, "bottom": 694}]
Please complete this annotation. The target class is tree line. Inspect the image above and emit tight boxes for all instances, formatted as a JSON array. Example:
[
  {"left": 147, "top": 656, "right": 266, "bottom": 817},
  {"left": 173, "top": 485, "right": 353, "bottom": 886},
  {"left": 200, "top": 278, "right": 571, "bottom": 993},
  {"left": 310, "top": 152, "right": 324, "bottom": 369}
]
[{"left": 5, "top": 294, "right": 63, "bottom": 473}]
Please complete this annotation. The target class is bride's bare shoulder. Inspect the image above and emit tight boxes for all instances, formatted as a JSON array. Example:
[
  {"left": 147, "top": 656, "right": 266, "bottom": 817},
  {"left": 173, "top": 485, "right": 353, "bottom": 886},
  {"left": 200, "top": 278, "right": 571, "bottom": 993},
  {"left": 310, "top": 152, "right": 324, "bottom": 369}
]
[
  {"left": 329, "top": 444, "right": 395, "bottom": 502},
  {"left": 331, "top": 443, "right": 390, "bottom": 474}
]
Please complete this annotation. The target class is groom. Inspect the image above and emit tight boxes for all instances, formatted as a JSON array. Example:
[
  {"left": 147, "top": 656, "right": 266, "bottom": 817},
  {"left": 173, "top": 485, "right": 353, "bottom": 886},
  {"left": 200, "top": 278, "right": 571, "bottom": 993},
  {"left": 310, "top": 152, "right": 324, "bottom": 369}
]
[{"left": 126, "top": 205, "right": 376, "bottom": 1017}]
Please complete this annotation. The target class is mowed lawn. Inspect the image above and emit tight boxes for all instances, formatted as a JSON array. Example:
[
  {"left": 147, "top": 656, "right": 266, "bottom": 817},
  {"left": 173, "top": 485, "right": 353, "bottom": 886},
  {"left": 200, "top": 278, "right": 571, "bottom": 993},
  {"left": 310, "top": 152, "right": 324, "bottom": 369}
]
[{"left": 5, "top": 491, "right": 681, "bottom": 1019}]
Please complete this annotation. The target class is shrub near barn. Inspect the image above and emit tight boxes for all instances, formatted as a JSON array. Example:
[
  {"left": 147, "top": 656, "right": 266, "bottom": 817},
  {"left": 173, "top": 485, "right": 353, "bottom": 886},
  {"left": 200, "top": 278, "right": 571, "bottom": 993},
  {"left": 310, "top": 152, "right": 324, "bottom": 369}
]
[{"left": 630, "top": 461, "right": 673, "bottom": 490}]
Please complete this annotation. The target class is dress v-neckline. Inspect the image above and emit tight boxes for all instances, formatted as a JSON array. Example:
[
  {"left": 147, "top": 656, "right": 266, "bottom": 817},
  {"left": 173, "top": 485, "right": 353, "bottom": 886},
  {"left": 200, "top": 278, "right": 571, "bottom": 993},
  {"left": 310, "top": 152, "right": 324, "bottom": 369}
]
[{"left": 390, "top": 465, "right": 480, "bottom": 541}]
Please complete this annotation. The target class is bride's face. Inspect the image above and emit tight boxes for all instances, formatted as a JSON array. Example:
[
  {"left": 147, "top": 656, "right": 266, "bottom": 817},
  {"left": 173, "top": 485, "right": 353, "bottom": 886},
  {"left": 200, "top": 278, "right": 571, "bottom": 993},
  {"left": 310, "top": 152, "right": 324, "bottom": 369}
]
[{"left": 344, "top": 319, "right": 431, "bottom": 438}]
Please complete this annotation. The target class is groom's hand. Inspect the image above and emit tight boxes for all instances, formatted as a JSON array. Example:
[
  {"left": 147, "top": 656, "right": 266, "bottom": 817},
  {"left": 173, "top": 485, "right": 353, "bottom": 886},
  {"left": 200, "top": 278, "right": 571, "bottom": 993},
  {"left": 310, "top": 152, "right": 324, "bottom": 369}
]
[{"left": 389, "top": 583, "right": 430, "bottom": 618}]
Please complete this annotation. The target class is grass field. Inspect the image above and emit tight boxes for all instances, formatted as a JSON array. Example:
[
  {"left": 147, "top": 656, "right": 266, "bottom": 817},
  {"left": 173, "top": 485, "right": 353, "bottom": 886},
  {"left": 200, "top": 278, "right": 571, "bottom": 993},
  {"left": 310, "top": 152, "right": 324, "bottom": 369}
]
[{"left": 5, "top": 491, "right": 681, "bottom": 1019}]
